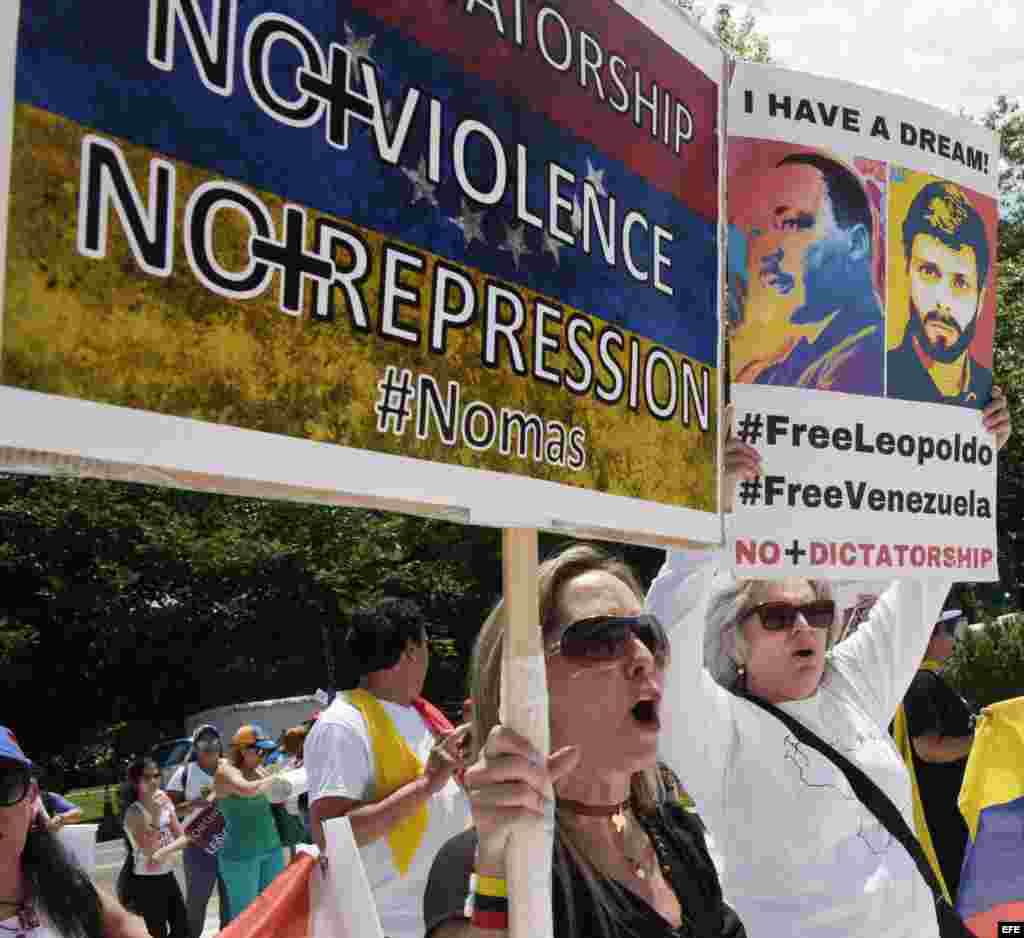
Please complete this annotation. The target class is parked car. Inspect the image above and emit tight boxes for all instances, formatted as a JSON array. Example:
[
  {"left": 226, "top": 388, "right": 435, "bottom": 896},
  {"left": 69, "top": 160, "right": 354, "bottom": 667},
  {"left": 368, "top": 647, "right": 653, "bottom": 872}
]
[{"left": 150, "top": 737, "right": 192, "bottom": 788}]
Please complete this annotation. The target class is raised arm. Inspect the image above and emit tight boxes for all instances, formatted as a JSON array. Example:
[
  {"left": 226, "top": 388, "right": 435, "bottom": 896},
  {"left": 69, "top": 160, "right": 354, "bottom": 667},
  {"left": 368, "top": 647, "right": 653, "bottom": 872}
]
[
  {"left": 648, "top": 419, "right": 762, "bottom": 821},
  {"left": 214, "top": 759, "right": 276, "bottom": 798},
  {"left": 647, "top": 547, "right": 737, "bottom": 821},
  {"left": 829, "top": 578, "right": 953, "bottom": 726}
]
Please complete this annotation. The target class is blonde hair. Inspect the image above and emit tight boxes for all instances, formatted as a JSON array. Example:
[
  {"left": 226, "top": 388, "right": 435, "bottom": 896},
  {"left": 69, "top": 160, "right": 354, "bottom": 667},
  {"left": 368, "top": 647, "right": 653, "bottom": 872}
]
[{"left": 468, "top": 542, "right": 666, "bottom": 937}]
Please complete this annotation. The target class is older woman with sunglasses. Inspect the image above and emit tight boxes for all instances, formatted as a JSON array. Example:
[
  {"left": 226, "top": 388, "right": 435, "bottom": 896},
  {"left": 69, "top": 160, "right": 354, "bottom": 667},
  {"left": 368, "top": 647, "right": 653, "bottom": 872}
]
[
  {"left": 647, "top": 390, "right": 1013, "bottom": 938},
  {"left": 423, "top": 544, "right": 746, "bottom": 938},
  {"left": 0, "top": 726, "right": 149, "bottom": 938}
]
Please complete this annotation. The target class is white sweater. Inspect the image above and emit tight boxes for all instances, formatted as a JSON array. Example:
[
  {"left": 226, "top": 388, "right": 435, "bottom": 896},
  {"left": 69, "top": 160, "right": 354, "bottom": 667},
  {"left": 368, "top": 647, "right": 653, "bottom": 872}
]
[{"left": 647, "top": 548, "right": 951, "bottom": 938}]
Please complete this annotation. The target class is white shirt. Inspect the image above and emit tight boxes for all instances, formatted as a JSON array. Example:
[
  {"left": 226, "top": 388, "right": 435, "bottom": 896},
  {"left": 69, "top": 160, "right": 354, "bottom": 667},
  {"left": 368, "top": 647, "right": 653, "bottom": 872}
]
[
  {"left": 647, "top": 547, "right": 950, "bottom": 938},
  {"left": 124, "top": 794, "right": 178, "bottom": 876},
  {"left": 304, "top": 695, "right": 470, "bottom": 938},
  {"left": 167, "top": 761, "right": 216, "bottom": 826}
]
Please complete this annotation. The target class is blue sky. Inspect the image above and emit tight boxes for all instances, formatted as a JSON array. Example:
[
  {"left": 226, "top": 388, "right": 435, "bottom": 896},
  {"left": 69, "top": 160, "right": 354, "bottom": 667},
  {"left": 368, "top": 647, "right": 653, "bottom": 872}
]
[{"left": 726, "top": 0, "right": 1019, "bottom": 118}]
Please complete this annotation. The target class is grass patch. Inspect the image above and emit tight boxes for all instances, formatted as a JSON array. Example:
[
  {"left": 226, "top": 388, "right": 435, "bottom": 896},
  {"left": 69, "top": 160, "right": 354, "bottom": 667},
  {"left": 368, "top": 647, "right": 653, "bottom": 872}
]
[{"left": 62, "top": 785, "right": 116, "bottom": 824}]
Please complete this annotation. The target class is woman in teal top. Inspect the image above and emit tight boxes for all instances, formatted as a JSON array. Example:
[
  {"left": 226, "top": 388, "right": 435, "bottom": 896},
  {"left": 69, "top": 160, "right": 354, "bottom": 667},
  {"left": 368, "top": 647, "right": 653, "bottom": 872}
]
[{"left": 214, "top": 725, "right": 284, "bottom": 923}]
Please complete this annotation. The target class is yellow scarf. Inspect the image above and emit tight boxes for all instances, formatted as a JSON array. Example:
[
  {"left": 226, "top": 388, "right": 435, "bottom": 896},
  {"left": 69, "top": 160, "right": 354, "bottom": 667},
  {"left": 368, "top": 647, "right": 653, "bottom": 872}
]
[
  {"left": 346, "top": 689, "right": 427, "bottom": 876},
  {"left": 892, "top": 659, "right": 950, "bottom": 903}
]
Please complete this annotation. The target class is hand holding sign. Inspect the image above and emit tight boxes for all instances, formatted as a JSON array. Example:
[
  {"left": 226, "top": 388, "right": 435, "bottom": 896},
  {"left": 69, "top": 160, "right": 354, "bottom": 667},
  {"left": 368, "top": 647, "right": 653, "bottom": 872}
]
[
  {"left": 982, "top": 386, "right": 1011, "bottom": 451},
  {"left": 462, "top": 727, "right": 580, "bottom": 876},
  {"left": 722, "top": 403, "right": 764, "bottom": 514},
  {"left": 183, "top": 801, "right": 227, "bottom": 856}
]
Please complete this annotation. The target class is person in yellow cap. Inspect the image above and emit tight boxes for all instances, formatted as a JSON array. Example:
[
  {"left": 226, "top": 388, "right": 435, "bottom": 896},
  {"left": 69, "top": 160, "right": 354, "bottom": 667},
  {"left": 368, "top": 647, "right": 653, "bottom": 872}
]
[
  {"left": 304, "top": 598, "right": 470, "bottom": 938},
  {"left": 893, "top": 609, "right": 978, "bottom": 902}
]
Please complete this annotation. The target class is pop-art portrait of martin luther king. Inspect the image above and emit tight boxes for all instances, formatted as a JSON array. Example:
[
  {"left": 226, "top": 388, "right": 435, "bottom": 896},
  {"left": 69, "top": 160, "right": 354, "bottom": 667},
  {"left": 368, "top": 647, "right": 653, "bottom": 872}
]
[{"left": 727, "top": 140, "right": 886, "bottom": 397}]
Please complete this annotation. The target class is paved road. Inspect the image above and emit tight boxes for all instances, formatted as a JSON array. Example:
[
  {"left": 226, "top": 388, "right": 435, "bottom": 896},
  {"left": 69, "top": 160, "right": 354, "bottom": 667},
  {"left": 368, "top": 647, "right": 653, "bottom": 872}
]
[{"left": 93, "top": 840, "right": 222, "bottom": 937}]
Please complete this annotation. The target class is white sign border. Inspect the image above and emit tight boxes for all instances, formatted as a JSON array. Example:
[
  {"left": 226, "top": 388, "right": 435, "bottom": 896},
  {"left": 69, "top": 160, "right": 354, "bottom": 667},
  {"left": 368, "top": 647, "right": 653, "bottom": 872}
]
[{"left": 0, "top": 387, "right": 720, "bottom": 546}]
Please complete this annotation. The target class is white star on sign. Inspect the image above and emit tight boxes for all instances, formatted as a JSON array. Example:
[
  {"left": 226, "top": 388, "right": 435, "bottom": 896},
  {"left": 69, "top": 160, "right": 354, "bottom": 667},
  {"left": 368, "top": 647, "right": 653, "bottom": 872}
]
[
  {"left": 448, "top": 199, "right": 486, "bottom": 248},
  {"left": 342, "top": 22, "right": 376, "bottom": 67},
  {"left": 571, "top": 193, "right": 583, "bottom": 234},
  {"left": 542, "top": 231, "right": 563, "bottom": 266},
  {"left": 401, "top": 157, "right": 439, "bottom": 207},
  {"left": 584, "top": 158, "right": 607, "bottom": 197},
  {"left": 499, "top": 223, "right": 531, "bottom": 269}
]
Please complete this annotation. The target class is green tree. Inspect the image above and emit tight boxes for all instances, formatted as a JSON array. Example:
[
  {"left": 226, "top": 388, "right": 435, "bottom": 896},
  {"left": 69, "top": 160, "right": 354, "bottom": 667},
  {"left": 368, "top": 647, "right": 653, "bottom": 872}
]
[
  {"left": 946, "top": 616, "right": 1024, "bottom": 708},
  {"left": 983, "top": 96, "right": 1024, "bottom": 256},
  {"left": 973, "top": 97, "right": 1024, "bottom": 614},
  {"left": 675, "top": 1, "right": 773, "bottom": 63},
  {"left": 0, "top": 474, "right": 500, "bottom": 778}
]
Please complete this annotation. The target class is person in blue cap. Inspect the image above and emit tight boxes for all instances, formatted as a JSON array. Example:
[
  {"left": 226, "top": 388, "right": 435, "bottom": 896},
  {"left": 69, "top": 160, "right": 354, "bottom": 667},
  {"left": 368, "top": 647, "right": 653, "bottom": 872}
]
[
  {"left": 0, "top": 725, "right": 148, "bottom": 937},
  {"left": 165, "top": 725, "right": 227, "bottom": 938}
]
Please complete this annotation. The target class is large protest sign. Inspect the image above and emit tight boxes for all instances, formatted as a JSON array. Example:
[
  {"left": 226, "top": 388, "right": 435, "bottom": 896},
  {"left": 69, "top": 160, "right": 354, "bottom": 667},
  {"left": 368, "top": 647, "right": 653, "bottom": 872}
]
[
  {"left": 0, "top": 0, "right": 724, "bottom": 546},
  {"left": 726, "top": 62, "right": 1000, "bottom": 579}
]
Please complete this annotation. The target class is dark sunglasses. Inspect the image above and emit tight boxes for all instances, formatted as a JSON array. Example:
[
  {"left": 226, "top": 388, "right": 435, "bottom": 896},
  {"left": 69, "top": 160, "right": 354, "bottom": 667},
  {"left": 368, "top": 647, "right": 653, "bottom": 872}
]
[
  {"left": 546, "top": 614, "right": 669, "bottom": 667},
  {"left": 0, "top": 767, "right": 32, "bottom": 807},
  {"left": 743, "top": 600, "right": 836, "bottom": 631}
]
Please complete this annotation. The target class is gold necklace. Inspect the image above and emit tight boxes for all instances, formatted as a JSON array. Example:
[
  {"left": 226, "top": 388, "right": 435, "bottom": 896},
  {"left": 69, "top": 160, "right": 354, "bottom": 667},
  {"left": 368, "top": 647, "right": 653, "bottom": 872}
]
[
  {"left": 557, "top": 799, "right": 657, "bottom": 880},
  {"left": 618, "top": 806, "right": 658, "bottom": 880}
]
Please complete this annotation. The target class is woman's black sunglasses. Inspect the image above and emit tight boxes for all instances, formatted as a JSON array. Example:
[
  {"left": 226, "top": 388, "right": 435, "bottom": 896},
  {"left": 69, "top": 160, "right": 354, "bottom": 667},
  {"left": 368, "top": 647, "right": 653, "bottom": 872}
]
[
  {"left": 742, "top": 600, "right": 836, "bottom": 631},
  {"left": 0, "top": 766, "right": 32, "bottom": 808},
  {"left": 546, "top": 614, "right": 669, "bottom": 667}
]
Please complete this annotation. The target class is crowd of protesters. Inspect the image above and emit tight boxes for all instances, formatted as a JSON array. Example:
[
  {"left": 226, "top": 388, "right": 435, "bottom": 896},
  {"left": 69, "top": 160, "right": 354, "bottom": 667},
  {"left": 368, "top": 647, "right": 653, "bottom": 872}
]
[
  {"left": 2, "top": 387, "right": 1013, "bottom": 938},
  {"left": 0, "top": 715, "right": 317, "bottom": 938}
]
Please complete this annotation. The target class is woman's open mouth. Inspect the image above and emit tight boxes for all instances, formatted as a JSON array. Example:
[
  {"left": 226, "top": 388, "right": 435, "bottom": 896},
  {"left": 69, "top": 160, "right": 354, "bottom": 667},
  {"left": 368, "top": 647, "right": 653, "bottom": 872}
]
[{"left": 631, "top": 698, "right": 661, "bottom": 730}]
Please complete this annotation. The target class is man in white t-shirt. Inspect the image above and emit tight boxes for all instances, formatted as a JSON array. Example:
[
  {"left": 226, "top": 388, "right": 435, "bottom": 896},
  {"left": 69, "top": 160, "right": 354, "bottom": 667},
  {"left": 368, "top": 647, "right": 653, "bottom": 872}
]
[
  {"left": 304, "top": 599, "right": 470, "bottom": 938},
  {"left": 166, "top": 724, "right": 226, "bottom": 937}
]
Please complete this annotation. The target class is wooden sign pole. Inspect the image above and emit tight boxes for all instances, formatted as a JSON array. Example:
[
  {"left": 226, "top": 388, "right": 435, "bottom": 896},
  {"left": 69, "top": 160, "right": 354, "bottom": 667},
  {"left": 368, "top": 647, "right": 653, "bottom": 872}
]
[{"left": 499, "top": 527, "right": 554, "bottom": 938}]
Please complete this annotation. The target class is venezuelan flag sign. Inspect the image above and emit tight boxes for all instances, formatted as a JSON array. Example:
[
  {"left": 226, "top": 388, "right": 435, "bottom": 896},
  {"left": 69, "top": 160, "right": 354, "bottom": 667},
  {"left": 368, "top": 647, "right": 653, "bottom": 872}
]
[{"left": 956, "top": 696, "right": 1024, "bottom": 938}]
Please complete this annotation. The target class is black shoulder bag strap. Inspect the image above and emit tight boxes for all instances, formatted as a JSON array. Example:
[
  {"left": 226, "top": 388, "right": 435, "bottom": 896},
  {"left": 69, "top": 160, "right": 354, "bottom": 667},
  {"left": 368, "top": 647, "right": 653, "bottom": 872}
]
[{"left": 742, "top": 693, "right": 973, "bottom": 938}]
